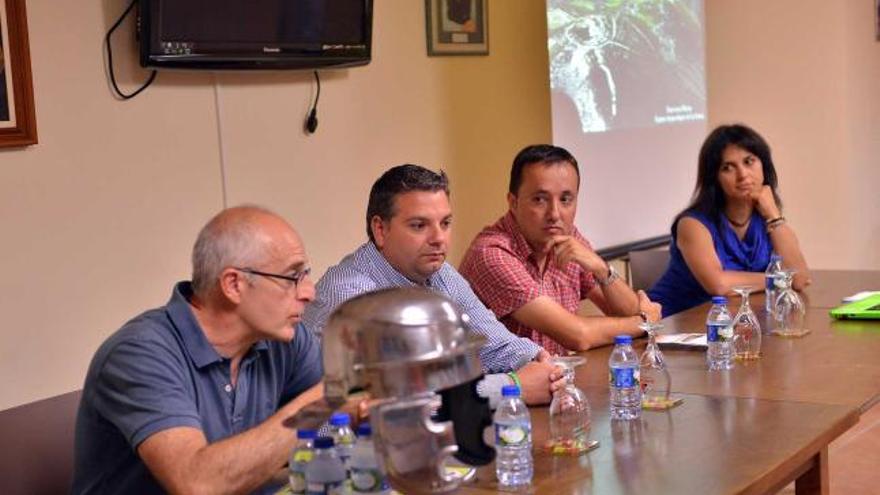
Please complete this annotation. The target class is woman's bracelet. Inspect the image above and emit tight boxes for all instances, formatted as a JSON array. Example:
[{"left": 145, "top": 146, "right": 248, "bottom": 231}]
[{"left": 766, "top": 216, "right": 786, "bottom": 233}]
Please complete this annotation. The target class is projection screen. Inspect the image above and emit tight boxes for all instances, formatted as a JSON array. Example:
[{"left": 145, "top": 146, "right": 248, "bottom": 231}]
[{"left": 547, "top": 0, "right": 707, "bottom": 252}]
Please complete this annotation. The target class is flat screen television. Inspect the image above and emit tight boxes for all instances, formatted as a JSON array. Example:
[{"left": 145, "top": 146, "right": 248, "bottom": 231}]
[{"left": 138, "top": 0, "right": 373, "bottom": 70}]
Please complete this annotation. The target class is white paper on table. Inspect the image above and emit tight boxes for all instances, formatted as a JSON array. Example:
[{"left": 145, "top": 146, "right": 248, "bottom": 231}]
[
  {"left": 841, "top": 291, "right": 880, "bottom": 303},
  {"left": 656, "top": 333, "right": 707, "bottom": 350}
]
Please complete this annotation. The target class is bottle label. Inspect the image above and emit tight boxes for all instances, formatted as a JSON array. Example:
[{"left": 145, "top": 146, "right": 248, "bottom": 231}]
[
  {"left": 706, "top": 323, "right": 733, "bottom": 343},
  {"left": 306, "top": 480, "right": 344, "bottom": 495},
  {"left": 293, "top": 450, "right": 314, "bottom": 463},
  {"left": 495, "top": 422, "right": 531, "bottom": 447},
  {"left": 289, "top": 472, "right": 306, "bottom": 494},
  {"left": 336, "top": 435, "right": 354, "bottom": 446},
  {"left": 609, "top": 367, "right": 639, "bottom": 388},
  {"left": 351, "top": 467, "right": 390, "bottom": 493}
]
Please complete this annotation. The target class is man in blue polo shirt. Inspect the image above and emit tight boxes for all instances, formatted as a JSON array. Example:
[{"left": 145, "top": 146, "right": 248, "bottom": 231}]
[{"left": 72, "top": 206, "right": 323, "bottom": 494}]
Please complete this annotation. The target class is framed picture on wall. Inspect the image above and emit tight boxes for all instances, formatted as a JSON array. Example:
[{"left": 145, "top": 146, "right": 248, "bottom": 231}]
[
  {"left": 425, "top": 0, "right": 489, "bottom": 56},
  {"left": 876, "top": 0, "right": 880, "bottom": 41},
  {"left": 0, "top": 0, "right": 37, "bottom": 148}
]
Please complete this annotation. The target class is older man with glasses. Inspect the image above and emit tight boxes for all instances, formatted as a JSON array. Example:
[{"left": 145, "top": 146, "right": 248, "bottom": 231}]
[{"left": 72, "top": 205, "right": 323, "bottom": 495}]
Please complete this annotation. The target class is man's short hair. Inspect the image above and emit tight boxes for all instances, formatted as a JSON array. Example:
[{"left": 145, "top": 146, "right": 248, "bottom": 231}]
[
  {"left": 508, "top": 144, "right": 580, "bottom": 195},
  {"left": 366, "top": 164, "right": 449, "bottom": 243},
  {"left": 191, "top": 205, "right": 276, "bottom": 298}
]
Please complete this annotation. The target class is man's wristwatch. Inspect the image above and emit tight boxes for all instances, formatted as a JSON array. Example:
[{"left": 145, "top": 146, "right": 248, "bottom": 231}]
[{"left": 596, "top": 263, "right": 620, "bottom": 287}]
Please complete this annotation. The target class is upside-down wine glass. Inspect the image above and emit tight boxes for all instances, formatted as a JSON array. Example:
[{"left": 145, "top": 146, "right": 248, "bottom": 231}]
[
  {"left": 731, "top": 286, "right": 762, "bottom": 361},
  {"left": 771, "top": 270, "right": 809, "bottom": 337},
  {"left": 548, "top": 355, "right": 594, "bottom": 455},
  {"left": 639, "top": 322, "right": 671, "bottom": 407}
]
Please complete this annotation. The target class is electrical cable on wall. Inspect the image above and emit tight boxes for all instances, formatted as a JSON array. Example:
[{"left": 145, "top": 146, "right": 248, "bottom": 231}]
[
  {"left": 105, "top": 0, "right": 157, "bottom": 100},
  {"left": 212, "top": 75, "right": 230, "bottom": 209},
  {"left": 304, "top": 71, "right": 320, "bottom": 134}
]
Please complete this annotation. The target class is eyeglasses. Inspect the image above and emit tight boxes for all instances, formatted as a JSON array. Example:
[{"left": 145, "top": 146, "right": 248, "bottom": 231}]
[{"left": 234, "top": 267, "right": 312, "bottom": 290}]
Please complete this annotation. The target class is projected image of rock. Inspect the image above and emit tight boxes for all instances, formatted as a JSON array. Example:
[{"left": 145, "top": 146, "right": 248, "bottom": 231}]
[{"left": 548, "top": 0, "right": 705, "bottom": 133}]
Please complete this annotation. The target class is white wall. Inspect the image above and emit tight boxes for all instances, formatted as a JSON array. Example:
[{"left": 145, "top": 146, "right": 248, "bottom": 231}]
[
  {"left": 706, "top": 0, "right": 880, "bottom": 270},
  {"left": 0, "top": 0, "right": 552, "bottom": 410},
  {"left": 0, "top": 0, "right": 223, "bottom": 410},
  {"left": 841, "top": 1, "right": 880, "bottom": 269}
]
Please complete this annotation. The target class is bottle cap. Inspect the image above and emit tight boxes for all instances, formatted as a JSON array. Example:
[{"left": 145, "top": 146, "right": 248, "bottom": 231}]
[
  {"left": 329, "top": 412, "right": 351, "bottom": 426},
  {"left": 614, "top": 335, "right": 632, "bottom": 345},
  {"left": 711, "top": 296, "right": 727, "bottom": 304},
  {"left": 501, "top": 385, "right": 521, "bottom": 397},
  {"left": 297, "top": 429, "right": 317, "bottom": 440},
  {"left": 771, "top": 253, "right": 782, "bottom": 261},
  {"left": 356, "top": 424, "right": 372, "bottom": 437},
  {"left": 314, "top": 436, "right": 335, "bottom": 449}
]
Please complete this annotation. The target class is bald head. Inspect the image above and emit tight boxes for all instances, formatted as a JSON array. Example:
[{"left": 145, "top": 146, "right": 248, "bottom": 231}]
[{"left": 191, "top": 205, "right": 301, "bottom": 298}]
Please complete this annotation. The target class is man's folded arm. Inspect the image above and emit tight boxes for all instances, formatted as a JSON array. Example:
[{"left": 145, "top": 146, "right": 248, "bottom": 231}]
[
  {"left": 451, "top": 270, "right": 541, "bottom": 372},
  {"left": 512, "top": 295, "right": 644, "bottom": 351}
]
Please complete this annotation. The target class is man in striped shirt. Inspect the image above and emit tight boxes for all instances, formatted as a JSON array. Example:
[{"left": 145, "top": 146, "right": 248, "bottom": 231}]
[{"left": 303, "top": 165, "right": 561, "bottom": 405}]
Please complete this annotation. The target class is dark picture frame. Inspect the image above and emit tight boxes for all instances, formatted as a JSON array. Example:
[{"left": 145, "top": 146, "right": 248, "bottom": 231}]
[
  {"left": 0, "top": 0, "right": 37, "bottom": 148},
  {"left": 425, "top": 0, "right": 488, "bottom": 56},
  {"left": 876, "top": 0, "right": 880, "bottom": 41}
]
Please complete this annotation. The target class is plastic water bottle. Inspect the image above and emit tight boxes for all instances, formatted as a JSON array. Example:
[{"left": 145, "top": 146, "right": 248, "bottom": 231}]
[
  {"left": 609, "top": 335, "right": 641, "bottom": 420},
  {"left": 289, "top": 429, "right": 317, "bottom": 494},
  {"left": 494, "top": 385, "right": 533, "bottom": 487},
  {"left": 765, "top": 254, "right": 783, "bottom": 313},
  {"left": 349, "top": 424, "right": 390, "bottom": 494},
  {"left": 706, "top": 296, "right": 734, "bottom": 370},
  {"left": 328, "top": 412, "right": 356, "bottom": 471},
  {"left": 305, "top": 436, "right": 347, "bottom": 495}
]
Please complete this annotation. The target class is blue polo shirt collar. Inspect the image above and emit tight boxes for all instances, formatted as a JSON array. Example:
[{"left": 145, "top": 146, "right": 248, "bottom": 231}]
[{"left": 166, "top": 281, "right": 269, "bottom": 369}]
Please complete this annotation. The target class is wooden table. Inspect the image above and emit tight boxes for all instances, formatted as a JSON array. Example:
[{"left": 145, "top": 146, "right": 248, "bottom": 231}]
[
  {"left": 463, "top": 270, "right": 879, "bottom": 494},
  {"left": 459, "top": 389, "right": 856, "bottom": 495},
  {"left": 801, "top": 270, "right": 880, "bottom": 309},
  {"left": 576, "top": 271, "right": 880, "bottom": 413}
]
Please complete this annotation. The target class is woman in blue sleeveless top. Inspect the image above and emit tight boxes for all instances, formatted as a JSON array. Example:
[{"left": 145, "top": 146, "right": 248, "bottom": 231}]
[{"left": 648, "top": 124, "right": 811, "bottom": 316}]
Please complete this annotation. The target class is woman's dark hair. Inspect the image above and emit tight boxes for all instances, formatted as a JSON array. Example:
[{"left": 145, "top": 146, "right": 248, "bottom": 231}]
[
  {"left": 366, "top": 164, "right": 449, "bottom": 243},
  {"left": 509, "top": 144, "right": 579, "bottom": 195},
  {"left": 674, "top": 124, "right": 781, "bottom": 230}
]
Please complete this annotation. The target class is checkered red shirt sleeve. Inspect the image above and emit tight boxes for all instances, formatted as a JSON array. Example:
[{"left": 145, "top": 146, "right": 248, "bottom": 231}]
[{"left": 459, "top": 239, "right": 541, "bottom": 319}]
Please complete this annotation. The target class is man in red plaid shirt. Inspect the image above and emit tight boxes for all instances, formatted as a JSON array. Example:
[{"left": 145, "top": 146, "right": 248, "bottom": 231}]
[{"left": 460, "top": 145, "right": 662, "bottom": 356}]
